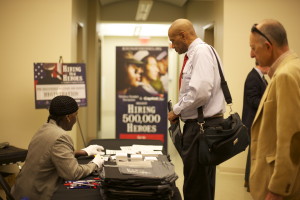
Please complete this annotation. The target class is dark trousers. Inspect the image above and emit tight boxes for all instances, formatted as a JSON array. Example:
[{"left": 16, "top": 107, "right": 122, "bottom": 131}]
[
  {"left": 245, "top": 145, "right": 250, "bottom": 182},
  {"left": 245, "top": 128, "right": 251, "bottom": 184},
  {"left": 181, "top": 118, "right": 220, "bottom": 200}
]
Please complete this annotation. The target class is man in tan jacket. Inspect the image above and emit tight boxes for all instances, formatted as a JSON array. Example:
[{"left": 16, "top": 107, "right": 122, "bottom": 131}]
[{"left": 249, "top": 19, "right": 300, "bottom": 200}]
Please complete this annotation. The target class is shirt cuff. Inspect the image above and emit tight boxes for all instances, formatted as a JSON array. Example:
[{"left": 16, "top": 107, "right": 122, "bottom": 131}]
[{"left": 173, "top": 105, "right": 181, "bottom": 116}]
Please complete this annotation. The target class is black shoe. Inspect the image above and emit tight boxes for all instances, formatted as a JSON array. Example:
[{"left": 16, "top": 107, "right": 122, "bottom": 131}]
[
  {"left": 247, "top": 186, "right": 250, "bottom": 192},
  {"left": 244, "top": 181, "right": 249, "bottom": 188}
]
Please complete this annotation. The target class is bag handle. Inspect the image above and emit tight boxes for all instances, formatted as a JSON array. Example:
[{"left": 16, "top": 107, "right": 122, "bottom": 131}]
[{"left": 197, "top": 46, "right": 233, "bottom": 123}]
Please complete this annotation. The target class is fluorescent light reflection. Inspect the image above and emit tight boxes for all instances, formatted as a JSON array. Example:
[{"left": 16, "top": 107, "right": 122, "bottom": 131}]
[{"left": 98, "top": 23, "right": 170, "bottom": 37}]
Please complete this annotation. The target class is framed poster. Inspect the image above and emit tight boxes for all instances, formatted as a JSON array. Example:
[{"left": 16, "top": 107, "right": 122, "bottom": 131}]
[
  {"left": 116, "top": 46, "right": 168, "bottom": 149},
  {"left": 34, "top": 63, "right": 87, "bottom": 109}
]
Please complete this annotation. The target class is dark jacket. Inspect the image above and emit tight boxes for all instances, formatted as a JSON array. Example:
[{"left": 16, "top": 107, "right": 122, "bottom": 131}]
[{"left": 242, "top": 68, "right": 267, "bottom": 130}]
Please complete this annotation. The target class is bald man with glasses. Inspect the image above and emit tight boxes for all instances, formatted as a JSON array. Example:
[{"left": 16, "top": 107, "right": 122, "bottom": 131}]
[{"left": 249, "top": 19, "right": 300, "bottom": 200}]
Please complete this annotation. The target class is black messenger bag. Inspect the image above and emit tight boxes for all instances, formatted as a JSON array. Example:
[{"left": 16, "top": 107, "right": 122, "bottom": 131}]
[{"left": 197, "top": 47, "right": 250, "bottom": 165}]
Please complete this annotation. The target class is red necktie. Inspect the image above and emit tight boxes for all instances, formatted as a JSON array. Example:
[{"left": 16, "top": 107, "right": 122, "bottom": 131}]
[{"left": 179, "top": 54, "right": 188, "bottom": 89}]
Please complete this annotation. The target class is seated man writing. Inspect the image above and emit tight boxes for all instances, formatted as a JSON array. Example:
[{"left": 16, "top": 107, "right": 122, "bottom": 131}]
[{"left": 12, "top": 95, "right": 104, "bottom": 200}]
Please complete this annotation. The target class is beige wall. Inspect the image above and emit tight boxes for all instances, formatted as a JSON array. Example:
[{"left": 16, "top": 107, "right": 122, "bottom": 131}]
[
  {"left": 0, "top": 0, "right": 74, "bottom": 149},
  {"left": 85, "top": 0, "right": 101, "bottom": 146},
  {"left": 186, "top": 1, "right": 215, "bottom": 39},
  {"left": 71, "top": 0, "right": 101, "bottom": 148},
  {"left": 0, "top": 0, "right": 101, "bottom": 151},
  {"left": 214, "top": 0, "right": 224, "bottom": 58},
  {"left": 72, "top": 0, "right": 88, "bottom": 149}
]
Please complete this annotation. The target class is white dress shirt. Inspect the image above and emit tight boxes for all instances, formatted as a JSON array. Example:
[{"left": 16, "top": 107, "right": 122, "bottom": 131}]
[{"left": 173, "top": 38, "right": 226, "bottom": 120}]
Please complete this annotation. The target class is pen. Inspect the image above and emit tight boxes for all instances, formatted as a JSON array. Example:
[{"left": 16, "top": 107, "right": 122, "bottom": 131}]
[
  {"left": 68, "top": 185, "right": 97, "bottom": 189},
  {"left": 64, "top": 179, "right": 101, "bottom": 189}
]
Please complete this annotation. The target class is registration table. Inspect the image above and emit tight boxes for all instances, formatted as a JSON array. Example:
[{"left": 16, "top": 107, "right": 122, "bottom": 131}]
[{"left": 52, "top": 139, "right": 182, "bottom": 200}]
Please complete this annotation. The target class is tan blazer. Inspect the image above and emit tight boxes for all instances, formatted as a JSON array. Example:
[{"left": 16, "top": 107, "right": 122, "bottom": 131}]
[{"left": 250, "top": 51, "right": 300, "bottom": 200}]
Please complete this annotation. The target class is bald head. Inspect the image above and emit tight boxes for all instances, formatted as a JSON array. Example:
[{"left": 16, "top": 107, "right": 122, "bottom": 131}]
[
  {"left": 250, "top": 19, "right": 290, "bottom": 68},
  {"left": 168, "top": 19, "right": 197, "bottom": 54},
  {"left": 168, "top": 19, "right": 197, "bottom": 40},
  {"left": 255, "top": 19, "right": 288, "bottom": 47}
]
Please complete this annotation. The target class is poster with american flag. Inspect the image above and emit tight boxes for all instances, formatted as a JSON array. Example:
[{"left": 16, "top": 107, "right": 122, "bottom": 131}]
[{"left": 34, "top": 63, "right": 87, "bottom": 109}]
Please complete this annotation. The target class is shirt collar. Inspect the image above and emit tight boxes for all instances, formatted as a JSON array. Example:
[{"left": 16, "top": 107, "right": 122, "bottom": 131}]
[
  {"left": 254, "top": 67, "right": 264, "bottom": 78},
  {"left": 49, "top": 119, "right": 57, "bottom": 125},
  {"left": 186, "top": 38, "right": 204, "bottom": 58},
  {"left": 268, "top": 50, "right": 292, "bottom": 78}
]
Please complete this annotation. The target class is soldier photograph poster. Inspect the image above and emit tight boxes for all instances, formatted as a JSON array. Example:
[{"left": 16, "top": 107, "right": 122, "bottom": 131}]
[
  {"left": 116, "top": 46, "right": 168, "bottom": 148},
  {"left": 34, "top": 63, "right": 87, "bottom": 109}
]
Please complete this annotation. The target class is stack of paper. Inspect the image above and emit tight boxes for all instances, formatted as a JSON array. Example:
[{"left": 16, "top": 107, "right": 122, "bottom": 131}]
[
  {"left": 129, "top": 154, "right": 143, "bottom": 161},
  {"left": 115, "top": 152, "right": 127, "bottom": 161}
]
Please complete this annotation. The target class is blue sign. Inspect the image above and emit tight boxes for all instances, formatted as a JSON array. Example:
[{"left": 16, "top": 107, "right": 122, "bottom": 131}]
[{"left": 34, "top": 63, "right": 87, "bottom": 109}]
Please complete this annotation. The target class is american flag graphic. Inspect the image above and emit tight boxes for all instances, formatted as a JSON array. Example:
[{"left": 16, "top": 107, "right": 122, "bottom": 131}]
[
  {"left": 34, "top": 63, "right": 62, "bottom": 85},
  {"left": 34, "top": 63, "right": 45, "bottom": 80}
]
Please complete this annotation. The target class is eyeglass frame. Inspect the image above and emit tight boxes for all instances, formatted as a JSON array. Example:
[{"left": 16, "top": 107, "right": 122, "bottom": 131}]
[{"left": 251, "top": 24, "right": 272, "bottom": 45}]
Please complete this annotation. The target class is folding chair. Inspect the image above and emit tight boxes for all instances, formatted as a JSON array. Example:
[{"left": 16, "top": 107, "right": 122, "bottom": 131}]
[{"left": 0, "top": 145, "right": 27, "bottom": 200}]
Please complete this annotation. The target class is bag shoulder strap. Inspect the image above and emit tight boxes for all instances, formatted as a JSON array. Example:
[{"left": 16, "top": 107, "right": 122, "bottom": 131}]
[
  {"left": 197, "top": 46, "right": 233, "bottom": 123},
  {"left": 210, "top": 46, "right": 232, "bottom": 104}
]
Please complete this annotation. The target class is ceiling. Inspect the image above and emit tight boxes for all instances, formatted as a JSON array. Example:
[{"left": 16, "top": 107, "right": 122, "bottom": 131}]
[
  {"left": 98, "top": 0, "right": 214, "bottom": 22},
  {"left": 98, "top": 23, "right": 170, "bottom": 37},
  {"left": 99, "top": 0, "right": 190, "bottom": 7},
  {"left": 97, "top": 0, "right": 213, "bottom": 37}
]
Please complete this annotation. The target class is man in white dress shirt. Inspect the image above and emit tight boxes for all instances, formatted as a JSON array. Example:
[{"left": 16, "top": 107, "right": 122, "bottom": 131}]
[{"left": 168, "top": 18, "right": 225, "bottom": 200}]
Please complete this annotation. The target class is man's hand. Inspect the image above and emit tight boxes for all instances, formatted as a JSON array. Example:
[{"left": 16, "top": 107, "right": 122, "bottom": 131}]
[
  {"left": 91, "top": 154, "right": 104, "bottom": 169},
  {"left": 168, "top": 111, "right": 179, "bottom": 124},
  {"left": 82, "top": 145, "right": 104, "bottom": 156},
  {"left": 265, "top": 191, "right": 283, "bottom": 200}
]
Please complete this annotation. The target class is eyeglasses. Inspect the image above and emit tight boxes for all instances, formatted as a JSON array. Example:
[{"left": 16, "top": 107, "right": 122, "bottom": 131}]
[{"left": 251, "top": 24, "right": 272, "bottom": 45}]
